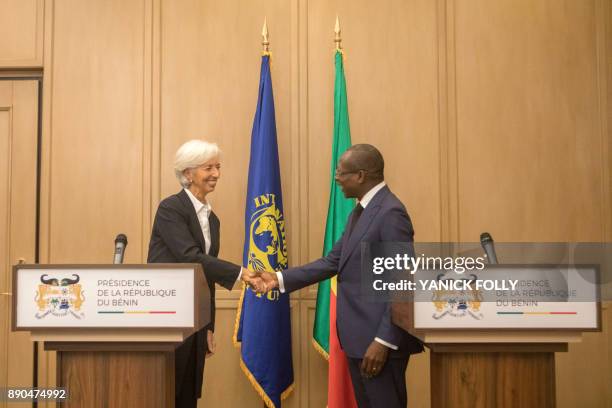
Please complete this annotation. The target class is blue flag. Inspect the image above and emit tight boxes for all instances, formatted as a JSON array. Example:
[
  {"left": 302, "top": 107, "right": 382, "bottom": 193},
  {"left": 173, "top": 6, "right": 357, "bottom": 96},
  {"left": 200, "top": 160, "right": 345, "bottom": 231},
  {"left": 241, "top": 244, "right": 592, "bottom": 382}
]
[{"left": 233, "top": 55, "right": 294, "bottom": 408}]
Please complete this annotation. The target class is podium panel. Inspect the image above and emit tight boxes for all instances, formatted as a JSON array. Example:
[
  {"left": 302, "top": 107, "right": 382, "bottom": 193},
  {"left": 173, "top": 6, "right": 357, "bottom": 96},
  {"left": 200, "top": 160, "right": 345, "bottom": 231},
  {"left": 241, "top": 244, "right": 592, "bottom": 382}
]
[
  {"left": 12, "top": 264, "right": 209, "bottom": 408},
  {"left": 392, "top": 265, "right": 601, "bottom": 408},
  {"left": 430, "top": 351, "right": 555, "bottom": 408},
  {"left": 51, "top": 343, "right": 175, "bottom": 408}
]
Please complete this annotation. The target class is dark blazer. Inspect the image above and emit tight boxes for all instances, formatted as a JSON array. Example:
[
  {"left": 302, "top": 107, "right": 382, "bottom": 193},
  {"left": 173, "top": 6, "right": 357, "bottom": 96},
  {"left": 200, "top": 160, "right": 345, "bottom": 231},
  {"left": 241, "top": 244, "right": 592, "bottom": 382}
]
[
  {"left": 147, "top": 189, "right": 241, "bottom": 400},
  {"left": 281, "top": 185, "right": 423, "bottom": 359}
]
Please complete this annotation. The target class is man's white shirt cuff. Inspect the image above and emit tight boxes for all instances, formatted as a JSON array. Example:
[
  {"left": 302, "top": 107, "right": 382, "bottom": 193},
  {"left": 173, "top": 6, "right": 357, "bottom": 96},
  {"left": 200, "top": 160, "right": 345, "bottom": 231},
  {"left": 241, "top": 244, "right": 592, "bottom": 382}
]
[
  {"left": 374, "top": 337, "right": 398, "bottom": 350},
  {"left": 276, "top": 272, "right": 286, "bottom": 293}
]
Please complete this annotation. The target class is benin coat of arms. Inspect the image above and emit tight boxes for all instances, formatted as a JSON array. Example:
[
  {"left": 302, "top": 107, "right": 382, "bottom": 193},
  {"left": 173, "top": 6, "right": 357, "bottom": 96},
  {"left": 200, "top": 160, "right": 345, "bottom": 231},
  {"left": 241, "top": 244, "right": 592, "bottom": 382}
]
[
  {"left": 35, "top": 274, "right": 85, "bottom": 319},
  {"left": 432, "top": 274, "right": 484, "bottom": 320}
]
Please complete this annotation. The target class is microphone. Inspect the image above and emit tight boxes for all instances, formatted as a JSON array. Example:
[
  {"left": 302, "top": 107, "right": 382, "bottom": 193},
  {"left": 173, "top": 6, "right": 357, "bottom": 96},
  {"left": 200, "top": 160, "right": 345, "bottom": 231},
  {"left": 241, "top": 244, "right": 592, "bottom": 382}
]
[
  {"left": 480, "top": 232, "right": 498, "bottom": 264},
  {"left": 113, "top": 234, "right": 128, "bottom": 264}
]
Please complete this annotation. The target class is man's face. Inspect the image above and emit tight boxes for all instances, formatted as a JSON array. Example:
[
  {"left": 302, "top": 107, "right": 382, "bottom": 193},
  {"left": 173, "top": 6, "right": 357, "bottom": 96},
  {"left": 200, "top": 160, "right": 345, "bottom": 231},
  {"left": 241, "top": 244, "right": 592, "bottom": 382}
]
[{"left": 334, "top": 154, "right": 362, "bottom": 198}]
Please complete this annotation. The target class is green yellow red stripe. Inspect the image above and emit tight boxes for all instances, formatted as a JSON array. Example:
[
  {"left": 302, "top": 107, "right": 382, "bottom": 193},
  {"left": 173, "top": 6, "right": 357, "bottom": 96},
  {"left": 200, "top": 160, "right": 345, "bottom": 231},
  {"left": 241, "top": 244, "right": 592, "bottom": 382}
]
[
  {"left": 97, "top": 311, "right": 176, "bottom": 314},
  {"left": 497, "top": 311, "right": 577, "bottom": 315}
]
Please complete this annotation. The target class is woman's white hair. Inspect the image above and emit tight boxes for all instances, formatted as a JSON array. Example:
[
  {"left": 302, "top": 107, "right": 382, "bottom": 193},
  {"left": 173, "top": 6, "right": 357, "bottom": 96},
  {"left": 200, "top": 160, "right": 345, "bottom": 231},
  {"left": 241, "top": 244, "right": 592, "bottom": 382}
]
[{"left": 174, "top": 140, "right": 220, "bottom": 188}]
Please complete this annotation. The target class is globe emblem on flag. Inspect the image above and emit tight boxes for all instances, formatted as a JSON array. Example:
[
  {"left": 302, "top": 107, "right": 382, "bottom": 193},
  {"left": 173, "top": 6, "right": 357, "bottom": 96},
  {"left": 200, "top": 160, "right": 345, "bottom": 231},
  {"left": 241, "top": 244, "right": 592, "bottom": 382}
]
[
  {"left": 248, "top": 196, "right": 288, "bottom": 273},
  {"left": 35, "top": 274, "right": 85, "bottom": 319}
]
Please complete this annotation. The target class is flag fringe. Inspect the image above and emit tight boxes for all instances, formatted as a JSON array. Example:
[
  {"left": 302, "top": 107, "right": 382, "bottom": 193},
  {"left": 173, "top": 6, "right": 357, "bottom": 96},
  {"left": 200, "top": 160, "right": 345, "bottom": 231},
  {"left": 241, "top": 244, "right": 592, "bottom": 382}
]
[
  {"left": 232, "top": 281, "right": 247, "bottom": 347},
  {"left": 234, "top": 282, "right": 295, "bottom": 406},
  {"left": 281, "top": 382, "right": 295, "bottom": 400},
  {"left": 311, "top": 338, "right": 330, "bottom": 361},
  {"left": 237, "top": 358, "right": 295, "bottom": 408}
]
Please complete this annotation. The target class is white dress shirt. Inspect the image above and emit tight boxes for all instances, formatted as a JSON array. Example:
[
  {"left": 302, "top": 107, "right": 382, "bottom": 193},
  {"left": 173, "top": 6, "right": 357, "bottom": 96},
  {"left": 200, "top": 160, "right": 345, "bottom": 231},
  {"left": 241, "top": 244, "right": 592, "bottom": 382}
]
[
  {"left": 277, "top": 181, "right": 398, "bottom": 350},
  {"left": 184, "top": 188, "right": 243, "bottom": 283},
  {"left": 184, "top": 188, "right": 212, "bottom": 254}
]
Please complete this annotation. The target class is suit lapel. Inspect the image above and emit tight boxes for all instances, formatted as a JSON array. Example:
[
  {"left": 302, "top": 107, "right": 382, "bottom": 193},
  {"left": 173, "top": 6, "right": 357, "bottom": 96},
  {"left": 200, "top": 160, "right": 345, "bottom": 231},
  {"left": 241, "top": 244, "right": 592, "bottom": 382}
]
[
  {"left": 177, "top": 189, "right": 206, "bottom": 251},
  {"left": 338, "top": 186, "right": 390, "bottom": 271}
]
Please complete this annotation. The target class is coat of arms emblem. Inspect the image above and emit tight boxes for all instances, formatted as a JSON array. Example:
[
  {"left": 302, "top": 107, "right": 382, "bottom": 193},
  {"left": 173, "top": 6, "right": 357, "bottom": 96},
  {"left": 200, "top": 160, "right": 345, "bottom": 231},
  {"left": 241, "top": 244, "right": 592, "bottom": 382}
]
[
  {"left": 35, "top": 274, "right": 85, "bottom": 319},
  {"left": 432, "top": 274, "right": 484, "bottom": 320}
]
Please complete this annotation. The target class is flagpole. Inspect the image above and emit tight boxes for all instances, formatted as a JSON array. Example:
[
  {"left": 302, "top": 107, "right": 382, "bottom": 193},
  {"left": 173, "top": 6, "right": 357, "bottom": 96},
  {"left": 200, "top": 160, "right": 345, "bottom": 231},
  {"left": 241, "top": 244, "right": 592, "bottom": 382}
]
[
  {"left": 261, "top": 18, "right": 269, "bottom": 408},
  {"left": 262, "top": 17, "right": 270, "bottom": 54},
  {"left": 236, "top": 17, "right": 294, "bottom": 408},
  {"left": 334, "top": 15, "right": 342, "bottom": 51},
  {"left": 263, "top": 20, "right": 268, "bottom": 407}
]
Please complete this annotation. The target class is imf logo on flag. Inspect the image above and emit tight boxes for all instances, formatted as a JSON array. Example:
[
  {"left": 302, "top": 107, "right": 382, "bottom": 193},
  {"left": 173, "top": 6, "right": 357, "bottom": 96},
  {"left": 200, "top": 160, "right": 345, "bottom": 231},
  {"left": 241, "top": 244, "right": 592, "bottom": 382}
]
[
  {"left": 431, "top": 274, "right": 484, "bottom": 320},
  {"left": 35, "top": 274, "right": 85, "bottom": 319},
  {"left": 248, "top": 193, "right": 288, "bottom": 300}
]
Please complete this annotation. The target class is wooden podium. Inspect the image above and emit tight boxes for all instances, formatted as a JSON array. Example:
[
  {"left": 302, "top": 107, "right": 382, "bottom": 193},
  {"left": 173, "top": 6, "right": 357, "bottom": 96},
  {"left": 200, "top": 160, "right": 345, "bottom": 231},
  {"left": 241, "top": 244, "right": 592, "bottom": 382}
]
[
  {"left": 391, "top": 266, "right": 601, "bottom": 408},
  {"left": 12, "top": 264, "right": 210, "bottom": 408}
]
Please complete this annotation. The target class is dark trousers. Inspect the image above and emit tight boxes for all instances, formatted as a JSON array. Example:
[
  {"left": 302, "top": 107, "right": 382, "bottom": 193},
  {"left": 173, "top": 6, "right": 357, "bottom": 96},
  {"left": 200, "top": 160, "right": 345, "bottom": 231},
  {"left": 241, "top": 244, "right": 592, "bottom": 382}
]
[
  {"left": 175, "top": 332, "right": 207, "bottom": 408},
  {"left": 347, "top": 357, "right": 409, "bottom": 408}
]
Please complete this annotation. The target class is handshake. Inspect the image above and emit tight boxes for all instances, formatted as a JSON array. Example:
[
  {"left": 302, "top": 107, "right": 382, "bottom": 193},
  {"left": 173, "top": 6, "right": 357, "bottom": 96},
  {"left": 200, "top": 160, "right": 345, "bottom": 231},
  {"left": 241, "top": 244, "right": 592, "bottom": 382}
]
[{"left": 240, "top": 269, "right": 279, "bottom": 294}]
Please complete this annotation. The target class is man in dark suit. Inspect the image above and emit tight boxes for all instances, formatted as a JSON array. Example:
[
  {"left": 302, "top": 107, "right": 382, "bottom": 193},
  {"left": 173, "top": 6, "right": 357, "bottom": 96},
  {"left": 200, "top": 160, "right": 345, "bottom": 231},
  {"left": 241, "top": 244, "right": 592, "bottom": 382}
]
[
  {"left": 148, "top": 139, "right": 259, "bottom": 408},
  {"left": 259, "top": 144, "right": 423, "bottom": 407}
]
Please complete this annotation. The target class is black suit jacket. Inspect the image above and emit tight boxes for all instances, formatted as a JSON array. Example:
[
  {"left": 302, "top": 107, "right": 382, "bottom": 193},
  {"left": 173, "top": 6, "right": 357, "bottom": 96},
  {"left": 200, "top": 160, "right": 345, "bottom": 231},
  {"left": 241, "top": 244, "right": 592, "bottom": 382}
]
[{"left": 147, "top": 189, "right": 241, "bottom": 399}]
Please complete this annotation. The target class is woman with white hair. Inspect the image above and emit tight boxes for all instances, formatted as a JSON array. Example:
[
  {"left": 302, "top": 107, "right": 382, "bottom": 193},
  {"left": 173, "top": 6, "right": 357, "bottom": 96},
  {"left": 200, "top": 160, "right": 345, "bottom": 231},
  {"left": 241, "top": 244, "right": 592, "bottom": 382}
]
[{"left": 148, "top": 139, "right": 256, "bottom": 408}]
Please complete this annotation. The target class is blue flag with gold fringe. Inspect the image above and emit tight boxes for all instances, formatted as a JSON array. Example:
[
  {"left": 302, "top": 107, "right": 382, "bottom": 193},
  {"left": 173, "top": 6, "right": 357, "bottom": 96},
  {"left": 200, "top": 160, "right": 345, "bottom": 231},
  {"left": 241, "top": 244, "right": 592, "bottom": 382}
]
[{"left": 233, "top": 54, "right": 294, "bottom": 408}]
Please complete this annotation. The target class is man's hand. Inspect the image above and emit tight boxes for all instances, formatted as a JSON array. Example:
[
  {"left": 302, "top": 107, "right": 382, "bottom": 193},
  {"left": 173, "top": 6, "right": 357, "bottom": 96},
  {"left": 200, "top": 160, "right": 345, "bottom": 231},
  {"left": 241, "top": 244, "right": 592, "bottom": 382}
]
[
  {"left": 360, "top": 341, "right": 389, "bottom": 378},
  {"left": 206, "top": 329, "right": 216, "bottom": 358},
  {"left": 241, "top": 268, "right": 265, "bottom": 292},
  {"left": 259, "top": 271, "right": 279, "bottom": 293}
]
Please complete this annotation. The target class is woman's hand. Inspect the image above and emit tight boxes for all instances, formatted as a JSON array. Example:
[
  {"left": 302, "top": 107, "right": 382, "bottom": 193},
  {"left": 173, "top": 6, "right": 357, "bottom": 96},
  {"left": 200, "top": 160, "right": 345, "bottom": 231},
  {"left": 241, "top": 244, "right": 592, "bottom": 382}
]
[{"left": 206, "top": 329, "right": 216, "bottom": 358}]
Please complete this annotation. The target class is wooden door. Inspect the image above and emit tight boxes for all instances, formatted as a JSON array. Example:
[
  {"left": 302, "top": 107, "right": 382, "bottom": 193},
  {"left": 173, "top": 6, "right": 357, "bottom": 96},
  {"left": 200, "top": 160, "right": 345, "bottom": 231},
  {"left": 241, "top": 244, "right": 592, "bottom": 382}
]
[{"left": 0, "top": 79, "right": 38, "bottom": 407}]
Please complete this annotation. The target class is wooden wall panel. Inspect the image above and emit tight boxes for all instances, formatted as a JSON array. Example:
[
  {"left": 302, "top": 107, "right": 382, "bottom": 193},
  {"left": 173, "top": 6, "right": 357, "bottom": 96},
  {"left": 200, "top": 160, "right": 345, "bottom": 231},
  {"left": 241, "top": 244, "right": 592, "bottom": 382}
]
[
  {"left": 160, "top": 0, "right": 292, "bottom": 274},
  {"left": 0, "top": 0, "right": 43, "bottom": 67},
  {"left": 6, "top": 81, "right": 38, "bottom": 393},
  {"left": 303, "top": 302, "right": 328, "bottom": 408},
  {"left": 160, "top": 0, "right": 303, "bottom": 404},
  {"left": 0, "top": 80, "right": 38, "bottom": 407},
  {"left": 0, "top": 84, "right": 10, "bottom": 398},
  {"left": 200, "top": 300, "right": 300, "bottom": 407},
  {"left": 555, "top": 306, "right": 611, "bottom": 408},
  {"left": 305, "top": 3, "right": 438, "bottom": 404},
  {"left": 606, "top": 0, "right": 612, "bottom": 401},
  {"left": 9, "top": 0, "right": 606, "bottom": 406},
  {"left": 42, "top": 0, "right": 149, "bottom": 263},
  {"left": 603, "top": 0, "right": 612, "bottom": 244},
  {"left": 453, "top": 0, "right": 604, "bottom": 242},
  {"left": 201, "top": 305, "right": 262, "bottom": 406},
  {"left": 451, "top": 0, "right": 611, "bottom": 406},
  {"left": 306, "top": 0, "right": 441, "bottom": 268},
  {"left": 38, "top": 1, "right": 154, "bottom": 400}
]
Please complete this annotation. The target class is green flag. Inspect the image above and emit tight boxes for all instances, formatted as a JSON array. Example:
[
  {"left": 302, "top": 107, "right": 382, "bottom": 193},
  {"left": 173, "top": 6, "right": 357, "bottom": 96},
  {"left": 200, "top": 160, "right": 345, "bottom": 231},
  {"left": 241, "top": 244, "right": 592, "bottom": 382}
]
[{"left": 312, "top": 50, "right": 354, "bottom": 357}]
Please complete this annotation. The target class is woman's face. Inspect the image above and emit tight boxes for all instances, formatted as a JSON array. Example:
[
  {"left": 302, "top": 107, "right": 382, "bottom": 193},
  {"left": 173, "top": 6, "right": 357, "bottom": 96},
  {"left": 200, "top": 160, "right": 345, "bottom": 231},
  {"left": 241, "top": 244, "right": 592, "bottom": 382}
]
[{"left": 186, "top": 156, "right": 221, "bottom": 197}]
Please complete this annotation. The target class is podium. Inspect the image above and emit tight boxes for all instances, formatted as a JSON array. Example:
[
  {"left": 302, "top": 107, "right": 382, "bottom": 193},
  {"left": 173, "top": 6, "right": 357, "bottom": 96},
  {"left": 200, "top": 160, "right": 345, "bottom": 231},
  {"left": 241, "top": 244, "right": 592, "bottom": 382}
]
[
  {"left": 12, "top": 264, "right": 210, "bottom": 408},
  {"left": 391, "top": 265, "right": 601, "bottom": 408}
]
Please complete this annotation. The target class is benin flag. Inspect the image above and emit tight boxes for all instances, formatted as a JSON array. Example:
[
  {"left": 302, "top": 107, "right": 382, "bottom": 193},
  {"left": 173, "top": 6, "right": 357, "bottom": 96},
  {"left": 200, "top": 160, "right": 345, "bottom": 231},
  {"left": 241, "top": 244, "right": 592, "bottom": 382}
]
[{"left": 312, "top": 50, "right": 358, "bottom": 408}]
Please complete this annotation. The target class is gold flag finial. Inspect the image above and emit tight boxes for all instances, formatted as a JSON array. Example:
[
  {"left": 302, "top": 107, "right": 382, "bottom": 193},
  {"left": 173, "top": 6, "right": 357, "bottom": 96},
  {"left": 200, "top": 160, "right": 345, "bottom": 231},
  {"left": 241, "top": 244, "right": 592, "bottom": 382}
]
[
  {"left": 262, "top": 17, "right": 270, "bottom": 53},
  {"left": 334, "top": 15, "right": 342, "bottom": 51}
]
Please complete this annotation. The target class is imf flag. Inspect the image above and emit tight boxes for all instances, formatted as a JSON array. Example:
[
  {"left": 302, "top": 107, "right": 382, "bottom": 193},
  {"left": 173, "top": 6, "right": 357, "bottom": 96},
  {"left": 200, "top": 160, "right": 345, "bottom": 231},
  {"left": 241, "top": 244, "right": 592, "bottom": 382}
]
[{"left": 234, "top": 54, "right": 294, "bottom": 408}]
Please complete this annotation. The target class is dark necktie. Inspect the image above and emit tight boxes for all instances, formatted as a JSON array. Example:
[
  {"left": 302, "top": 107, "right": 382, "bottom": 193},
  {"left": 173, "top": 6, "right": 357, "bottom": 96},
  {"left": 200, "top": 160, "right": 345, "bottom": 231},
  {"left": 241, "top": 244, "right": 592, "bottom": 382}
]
[{"left": 347, "top": 204, "right": 364, "bottom": 237}]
